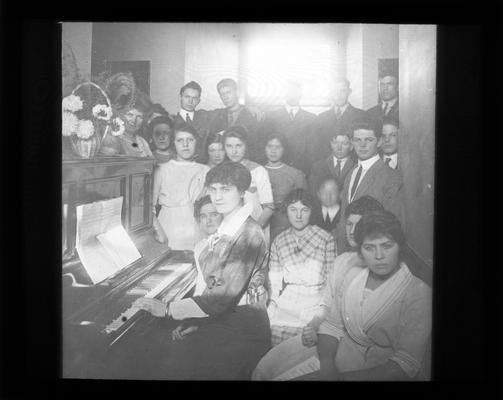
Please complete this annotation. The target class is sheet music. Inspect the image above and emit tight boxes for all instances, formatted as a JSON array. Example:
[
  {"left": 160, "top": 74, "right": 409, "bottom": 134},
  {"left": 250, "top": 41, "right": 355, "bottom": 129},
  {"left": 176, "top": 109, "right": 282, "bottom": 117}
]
[
  {"left": 272, "top": 355, "right": 320, "bottom": 381},
  {"left": 76, "top": 197, "right": 140, "bottom": 284},
  {"left": 97, "top": 225, "right": 141, "bottom": 269}
]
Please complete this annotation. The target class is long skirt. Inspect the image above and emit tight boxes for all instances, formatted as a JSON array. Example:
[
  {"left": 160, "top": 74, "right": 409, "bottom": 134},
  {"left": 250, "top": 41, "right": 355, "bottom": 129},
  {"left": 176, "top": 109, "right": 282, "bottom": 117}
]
[{"left": 105, "top": 304, "right": 271, "bottom": 380}]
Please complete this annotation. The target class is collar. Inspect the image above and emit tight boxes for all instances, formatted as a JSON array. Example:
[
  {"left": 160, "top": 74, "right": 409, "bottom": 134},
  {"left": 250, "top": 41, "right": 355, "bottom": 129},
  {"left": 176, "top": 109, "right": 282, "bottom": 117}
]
[
  {"left": 333, "top": 155, "right": 349, "bottom": 165},
  {"left": 334, "top": 103, "right": 349, "bottom": 115},
  {"left": 383, "top": 153, "right": 397, "bottom": 161},
  {"left": 358, "top": 153, "right": 381, "bottom": 170},
  {"left": 285, "top": 103, "right": 300, "bottom": 115},
  {"left": 322, "top": 204, "right": 340, "bottom": 220},
  {"left": 382, "top": 97, "right": 398, "bottom": 109},
  {"left": 179, "top": 110, "right": 195, "bottom": 121},
  {"left": 216, "top": 202, "right": 253, "bottom": 238}
]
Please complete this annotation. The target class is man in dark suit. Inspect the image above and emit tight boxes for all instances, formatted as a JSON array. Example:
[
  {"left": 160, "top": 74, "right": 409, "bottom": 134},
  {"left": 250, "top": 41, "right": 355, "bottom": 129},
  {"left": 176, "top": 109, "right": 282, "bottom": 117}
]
[
  {"left": 339, "top": 117, "right": 403, "bottom": 225},
  {"left": 172, "top": 81, "right": 215, "bottom": 162},
  {"left": 310, "top": 78, "right": 366, "bottom": 163},
  {"left": 308, "top": 126, "right": 355, "bottom": 195},
  {"left": 258, "top": 81, "right": 316, "bottom": 174},
  {"left": 366, "top": 74, "right": 399, "bottom": 123},
  {"left": 210, "top": 78, "right": 261, "bottom": 162},
  {"left": 380, "top": 116, "right": 399, "bottom": 169},
  {"left": 310, "top": 177, "right": 342, "bottom": 242}
]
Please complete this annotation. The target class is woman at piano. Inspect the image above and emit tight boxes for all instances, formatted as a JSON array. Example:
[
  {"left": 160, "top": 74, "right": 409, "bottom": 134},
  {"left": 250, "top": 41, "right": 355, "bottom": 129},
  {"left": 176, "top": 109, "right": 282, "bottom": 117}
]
[
  {"left": 152, "top": 122, "right": 210, "bottom": 250},
  {"left": 135, "top": 161, "right": 271, "bottom": 380}
]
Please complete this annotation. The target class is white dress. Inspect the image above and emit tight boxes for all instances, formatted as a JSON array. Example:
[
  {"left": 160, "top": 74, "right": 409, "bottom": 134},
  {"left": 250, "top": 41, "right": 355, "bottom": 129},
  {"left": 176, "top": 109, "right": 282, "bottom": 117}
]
[{"left": 153, "top": 159, "right": 209, "bottom": 250}]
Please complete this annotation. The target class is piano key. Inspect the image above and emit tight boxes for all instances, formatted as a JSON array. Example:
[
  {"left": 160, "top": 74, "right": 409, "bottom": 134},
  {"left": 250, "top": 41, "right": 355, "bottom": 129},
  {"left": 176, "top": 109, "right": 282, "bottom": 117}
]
[{"left": 104, "top": 263, "right": 193, "bottom": 334}]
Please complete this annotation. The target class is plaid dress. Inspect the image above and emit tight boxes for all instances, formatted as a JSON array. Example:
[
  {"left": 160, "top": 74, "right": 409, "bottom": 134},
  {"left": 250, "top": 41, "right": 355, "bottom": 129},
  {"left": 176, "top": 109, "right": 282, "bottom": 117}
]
[{"left": 268, "top": 225, "right": 335, "bottom": 346}]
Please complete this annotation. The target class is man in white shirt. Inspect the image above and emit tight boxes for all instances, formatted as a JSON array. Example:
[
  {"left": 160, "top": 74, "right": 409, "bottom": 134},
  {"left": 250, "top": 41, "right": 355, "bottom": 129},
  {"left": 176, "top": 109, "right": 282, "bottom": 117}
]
[
  {"left": 308, "top": 126, "right": 355, "bottom": 194},
  {"left": 310, "top": 177, "right": 342, "bottom": 240},
  {"left": 381, "top": 116, "right": 399, "bottom": 169},
  {"left": 171, "top": 81, "right": 217, "bottom": 161},
  {"left": 339, "top": 118, "right": 404, "bottom": 228},
  {"left": 367, "top": 74, "right": 399, "bottom": 122}
]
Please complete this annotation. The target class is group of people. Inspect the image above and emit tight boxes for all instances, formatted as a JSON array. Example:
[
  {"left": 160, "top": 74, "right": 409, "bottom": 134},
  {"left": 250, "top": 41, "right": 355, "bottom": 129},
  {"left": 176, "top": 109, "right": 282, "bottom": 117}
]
[{"left": 98, "top": 72, "right": 431, "bottom": 381}]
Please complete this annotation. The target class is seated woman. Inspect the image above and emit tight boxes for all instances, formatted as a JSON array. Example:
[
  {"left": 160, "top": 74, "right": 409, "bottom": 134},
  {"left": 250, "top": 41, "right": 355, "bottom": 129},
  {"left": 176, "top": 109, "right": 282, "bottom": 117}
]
[
  {"left": 134, "top": 162, "right": 271, "bottom": 380},
  {"left": 263, "top": 132, "right": 307, "bottom": 242},
  {"left": 267, "top": 188, "right": 335, "bottom": 347},
  {"left": 253, "top": 209, "right": 432, "bottom": 381},
  {"left": 204, "top": 131, "right": 226, "bottom": 169},
  {"left": 152, "top": 122, "right": 210, "bottom": 250},
  {"left": 223, "top": 126, "right": 274, "bottom": 244},
  {"left": 148, "top": 115, "right": 175, "bottom": 164}
]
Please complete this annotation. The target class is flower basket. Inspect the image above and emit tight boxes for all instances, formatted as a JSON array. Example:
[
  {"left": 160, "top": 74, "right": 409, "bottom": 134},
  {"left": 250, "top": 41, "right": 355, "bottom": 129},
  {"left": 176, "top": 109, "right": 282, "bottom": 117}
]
[
  {"left": 69, "top": 131, "right": 101, "bottom": 159},
  {"left": 63, "top": 81, "right": 114, "bottom": 159}
]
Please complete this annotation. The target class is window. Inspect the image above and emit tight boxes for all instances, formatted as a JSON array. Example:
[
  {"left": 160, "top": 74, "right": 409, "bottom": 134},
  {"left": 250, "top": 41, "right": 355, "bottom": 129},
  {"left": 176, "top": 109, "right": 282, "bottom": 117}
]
[{"left": 243, "top": 39, "right": 336, "bottom": 107}]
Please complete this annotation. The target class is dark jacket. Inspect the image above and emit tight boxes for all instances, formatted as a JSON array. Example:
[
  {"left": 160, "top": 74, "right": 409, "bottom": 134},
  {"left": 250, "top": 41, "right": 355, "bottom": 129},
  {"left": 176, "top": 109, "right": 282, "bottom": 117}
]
[
  {"left": 310, "top": 104, "right": 367, "bottom": 163},
  {"left": 366, "top": 99, "right": 399, "bottom": 123},
  {"left": 258, "top": 107, "right": 317, "bottom": 174}
]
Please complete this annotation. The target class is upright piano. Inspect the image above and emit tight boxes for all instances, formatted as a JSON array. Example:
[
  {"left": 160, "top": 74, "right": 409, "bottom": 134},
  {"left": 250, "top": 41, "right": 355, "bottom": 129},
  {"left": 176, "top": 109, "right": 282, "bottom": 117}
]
[{"left": 62, "top": 156, "right": 197, "bottom": 378}]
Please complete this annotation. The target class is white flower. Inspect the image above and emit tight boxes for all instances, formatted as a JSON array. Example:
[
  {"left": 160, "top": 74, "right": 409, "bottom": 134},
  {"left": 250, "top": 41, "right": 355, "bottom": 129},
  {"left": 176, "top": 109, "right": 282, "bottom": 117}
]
[
  {"left": 92, "top": 104, "right": 113, "bottom": 121},
  {"left": 62, "top": 111, "right": 79, "bottom": 137},
  {"left": 76, "top": 119, "right": 95, "bottom": 139},
  {"left": 62, "top": 94, "right": 83, "bottom": 112},
  {"left": 110, "top": 117, "right": 125, "bottom": 136}
]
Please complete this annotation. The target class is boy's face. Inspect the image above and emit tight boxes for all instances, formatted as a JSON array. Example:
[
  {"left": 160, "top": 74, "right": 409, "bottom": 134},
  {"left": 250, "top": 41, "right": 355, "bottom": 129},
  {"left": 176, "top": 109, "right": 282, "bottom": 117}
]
[
  {"left": 352, "top": 129, "right": 381, "bottom": 160},
  {"left": 317, "top": 180, "right": 340, "bottom": 208},
  {"left": 381, "top": 124, "right": 398, "bottom": 155},
  {"left": 330, "top": 135, "right": 352, "bottom": 159}
]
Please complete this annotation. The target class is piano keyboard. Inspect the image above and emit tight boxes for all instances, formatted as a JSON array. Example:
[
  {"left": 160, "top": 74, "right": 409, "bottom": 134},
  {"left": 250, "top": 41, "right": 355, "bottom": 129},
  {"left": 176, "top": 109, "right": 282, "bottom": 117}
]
[{"left": 104, "top": 263, "right": 193, "bottom": 335}]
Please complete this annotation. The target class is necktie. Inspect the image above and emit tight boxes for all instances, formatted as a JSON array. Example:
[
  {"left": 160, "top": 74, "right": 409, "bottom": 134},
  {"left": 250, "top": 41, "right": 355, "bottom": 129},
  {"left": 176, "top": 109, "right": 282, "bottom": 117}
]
[
  {"left": 324, "top": 212, "right": 331, "bottom": 225},
  {"left": 385, "top": 157, "right": 391, "bottom": 166},
  {"left": 350, "top": 165, "right": 363, "bottom": 201},
  {"left": 290, "top": 110, "right": 295, "bottom": 120},
  {"left": 335, "top": 159, "right": 342, "bottom": 178},
  {"left": 186, "top": 113, "right": 192, "bottom": 123},
  {"left": 382, "top": 102, "right": 388, "bottom": 115},
  {"left": 335, "top": 107, "right": 342, "bottom": 119}
]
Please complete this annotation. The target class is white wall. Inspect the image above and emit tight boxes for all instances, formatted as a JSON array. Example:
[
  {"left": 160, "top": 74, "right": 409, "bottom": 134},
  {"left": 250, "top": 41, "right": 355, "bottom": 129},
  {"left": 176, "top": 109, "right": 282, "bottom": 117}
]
[
  {"left": 184, "top": 23, "right": 240, "bottom": 110},
  {"left": 345, "top": 24, "right": 399, "bottom": 110},
  {"left": 362, "top": 24, "right": 399, "bottom": 109},
  {"left": 399, "top": 25, "right": 436, "bottom": 267},
  {"left": 62, "top": 22, "right": 93, "bottom": 80},
  {"left": 345, "top": 24, "right": 364, "bottom": 109},
  {"left": 92, "top": 23, "right": 187, "bottom": 113}
]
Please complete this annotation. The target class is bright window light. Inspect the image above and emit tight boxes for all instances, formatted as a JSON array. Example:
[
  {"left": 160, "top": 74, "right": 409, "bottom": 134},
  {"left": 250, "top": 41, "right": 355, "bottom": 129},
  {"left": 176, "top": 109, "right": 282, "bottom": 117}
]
[{"left": 244, "top": 39, "right": 334, "bottom": 106}]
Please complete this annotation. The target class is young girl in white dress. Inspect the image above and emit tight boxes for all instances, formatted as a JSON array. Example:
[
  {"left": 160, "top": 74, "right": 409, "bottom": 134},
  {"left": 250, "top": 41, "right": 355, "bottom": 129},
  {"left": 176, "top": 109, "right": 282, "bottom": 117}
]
[{"left": 152, "top": 122, "right": 209, "bottom": 250}]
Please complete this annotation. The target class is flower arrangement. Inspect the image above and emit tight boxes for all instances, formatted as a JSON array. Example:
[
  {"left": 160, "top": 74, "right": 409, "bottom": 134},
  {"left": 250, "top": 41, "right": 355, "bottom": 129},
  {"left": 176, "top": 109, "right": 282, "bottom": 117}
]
[{"left": 62, "top": 81, "right": 126, "bottom": 158}]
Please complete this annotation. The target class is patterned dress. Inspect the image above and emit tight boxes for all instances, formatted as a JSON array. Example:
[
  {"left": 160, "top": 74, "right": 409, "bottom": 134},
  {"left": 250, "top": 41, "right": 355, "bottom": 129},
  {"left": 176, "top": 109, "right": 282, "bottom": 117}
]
[{"left": 268, "top": 225, "right": 335, "bottom": 346}]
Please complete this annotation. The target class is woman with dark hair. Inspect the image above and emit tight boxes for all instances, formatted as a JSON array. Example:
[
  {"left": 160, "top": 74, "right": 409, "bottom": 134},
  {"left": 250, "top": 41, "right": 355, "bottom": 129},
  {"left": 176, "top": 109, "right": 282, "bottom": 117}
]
[
  {"left": 141, "top": 103, "right": 170, "bottom": 141},
  {"left": 267, "top": 188, "right": 335, "bottom": 347},
  {"left": 223, "top": 126, "right": 274, "bottom": 244},
  {"left": 148, "top": 115, "right": 175, "bottom": 164},
  {"left": 204, "top": 131, "right": 226, "bottom": 169},
  {"left": 134, "top": 162, "right": 271, "bottom": 380},
  {"left": 253, "top": 208, "right": 432, "bottom": 381},
  {"left": 152, "top": 122, "right": 209, "bottom": 250},
  {"left": 263, "top": 132, "right": 307, "bottom": 242}
]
